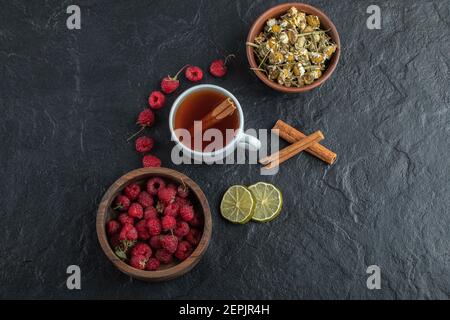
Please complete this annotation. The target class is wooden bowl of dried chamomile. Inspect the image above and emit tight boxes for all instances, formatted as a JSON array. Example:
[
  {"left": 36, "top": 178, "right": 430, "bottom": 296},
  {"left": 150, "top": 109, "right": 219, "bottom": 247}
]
[
  {"left": 97, "top": 167, "right": 212, "bottom": 281},
  {"left": 246, "top": 3, "right": 340, "bottom": 93}
]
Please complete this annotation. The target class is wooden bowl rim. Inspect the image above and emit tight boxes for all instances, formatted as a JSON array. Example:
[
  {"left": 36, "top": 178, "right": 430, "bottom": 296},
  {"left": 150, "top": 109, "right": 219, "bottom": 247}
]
[
  {"left": 96, "top": 167, "right": 212, "bottom": 281},
  {"left": 246, "top": 2, "right": 341, "bottom": 93}
]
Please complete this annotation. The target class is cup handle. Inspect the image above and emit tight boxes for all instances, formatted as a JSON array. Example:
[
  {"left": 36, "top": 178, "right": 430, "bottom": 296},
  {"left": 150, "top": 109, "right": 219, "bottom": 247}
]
[{"left": 237, "top": 133, "right": 261, "bottom": 151}]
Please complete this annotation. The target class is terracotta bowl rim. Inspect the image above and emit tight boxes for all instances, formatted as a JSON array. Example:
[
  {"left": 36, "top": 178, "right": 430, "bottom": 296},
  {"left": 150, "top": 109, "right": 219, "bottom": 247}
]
[
  {"left": 96, "top": 167, "right": 212, "bottom": 281},
  {"left": 246, "top": 2, "right": 341, "bottom": 93}
]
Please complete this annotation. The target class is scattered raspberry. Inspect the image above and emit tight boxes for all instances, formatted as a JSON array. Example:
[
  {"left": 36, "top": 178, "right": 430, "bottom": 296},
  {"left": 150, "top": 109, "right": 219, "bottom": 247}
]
[
  {"left": 137, "top": 109, "right": 155, "bottom": 127},
  {"left": 145, "top": 257, "right": 160, "bottom": 271},
  {"left": 127, "top": 109, "right": 155, "bottom": 141},
  {"left": 160, "top": 65, "right": 188, "bottom": 94},
  {"left": 185, "top": 66, "right": 203, "bottom": 82},
  {"left": 161, "top": 215, "right": 176, "bottom": 231},
  {"left": 149, "top": 235, "right": 162, "bottom": 249},
  {"left": 180, "top": 205, "right": 194, "bottom": 222},
  {"left": 177, "top": 184, "right": 189, "bottom": 198},
  {"left": 131, "top": 242, "right": 152, "bottom": 259},
  {"left": 209, "top": 54, "right": 234, "bottom": 77},
  {"left": 138, "top": 191, "right": 154, "bottom": 208},
  {"left": 155, "top": 249, "right": 173, "bottom": 264},
  {"left": 128, "top": 202, "right": 144, "bottom": 219},
  {"left": 163, "top": 202, "right": 179, "bottom": 217},
  {"left": 144, "top": 206, "right": 158, "bottom": 220},
  {"left": 142, "top": 154, "right": 161, "bottom": 168},
  {"left": 146, "top": 218, "right": 161, "bottom": 236},
  {"left": 166, "top": 183, "right": 177, "bottom": 192},
  {"left": 186, "top": 228, "right": 201, "bottom": 245},
  {"left": 160, "top": 235, "right": 178, "bottom": 253},
  {"left": 189, "top": 213, "right": 204, "bottom": 227},
  {"left": 148, "top": 91, "right": 166, "bottom": 110},
  {"left": 175, "top": 241, "right": 193, "bottom": 261},
  {"left": 107, "top": 220, "right": 121, "bottom": 235},
  {"left": 130, "top": 254, "right": 147, "bottom": 270},
  {"left": 146, "top": 177, "right": 165, "bottom": 195},
  {"left": 135, "top": 220, "right": 150, "bottom": 240},
  {"left": 119, "top": 224, "right": 138, "bottom": 242},
  {"left": 174, "top": 221, "right": 190, "bottom": 238},
  {"left": 118, "top": 213, "right": 134, "bottom": 226},
  {"left": 158, "top": 187, "right": 176, "bottom": 205},
  {"left": 135, "top": 136, "right": 154, "bottom": 153},
  {"left": 114, "top": 195, "right": 131, "bottom": 211}
]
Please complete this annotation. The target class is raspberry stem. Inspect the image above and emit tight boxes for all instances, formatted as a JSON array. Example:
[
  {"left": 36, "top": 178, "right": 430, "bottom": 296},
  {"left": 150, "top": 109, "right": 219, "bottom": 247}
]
[
  {"left": 172, "top": 64, "right": 189, "bottom": 80},
  {"left": 126, "top": 126, "right": 145, "bottom": 142}
]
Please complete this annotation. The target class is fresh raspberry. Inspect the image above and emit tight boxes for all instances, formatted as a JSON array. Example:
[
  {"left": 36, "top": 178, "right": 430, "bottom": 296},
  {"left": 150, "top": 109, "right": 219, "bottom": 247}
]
[
  {"left": 107, "top": 220, "right": 121, "bottom": 235},
  {"left": 148, "top": 91, "right": 165, "bottom": 110},
  {"left": 118, "top": 213, "right": 134, "bottom": 226},
  {"left": 135, "top": 220, "right": 150, "bottom": 240},
  {"left": 177, "top": 184, "right": 189, "bottom": 198},
  {"left": 142, "top": 154, "right": 161, "bottom": 168},
  {"left": 161, "top": 215, "right": 176, "bottom": 231},
  {"left": 114, "top": 195, "right": 131, "bottom": 211},
  {"left": 175, "top": 196, "right": 191, "bottom": 207},
  {"left": 189, "top": 213, "right": 204, "bottom": 228},
  {"left": 145, "top": 257, "right": 160, "bottom": 270},
  {"left": 175, "top": 241, "right": 193, "bottom": 261},
  {"left": 137, "top": 109, "right": 155, "bottom": 127},
  {"left": 160, "top": 235, "right": 178, "bottom": 253},
  {"left": 180, "top": 205, "right": 194, "bottom": 222},
  {"left": 174, "top": 221, "right": 190, "bottom": 238},
  {"left": 130, "top": 254, "right": 147, "bottom": 270},
  {"left": 146, "top": 177, "right": 166, "bottom": 195},
  {"left": 149, "top": 235, "right": 162, "bottom": 249},
  {"left": 135, "top": 136, "right": 154, "bottom": 153},
  {"left": 127, "top": 109, "right": 155, "bottom": 141},
  {"left": 158, "top": 187, "right": 176, "bottom": 205},
  {"left": 144, "top": 206, "right": 158, "bottom": 220},
  {"left": 110, "top": 233, "right": 120, "bottom": 248},
  {"left": 160, "top": 65, "right": 188, "bottom": 94},
  {"left": 124, "top": 183, "right": 141, "bottom": 200},
  {"left": 166, "top": 183, "right": 177, "bottom": 192},
  {"left": 131, "top": 242, "right": 152, "bottom": 259},
  {"left": 119, "top": 224, "right": 138, "bottom": 242},
  {"left": 209, "top": 54, "right": 234, "bottom": 78},
  {"left": 128, "top": 202, "right": 143, "bottom": 219},
  {"left": 155, "top": 249, "right": 173, "bottom": 264},
  {"left": 138, "top": 191, "right": 154, "bottom": 208},
  {"left": 186, "top": 228, "right": 201, "bottom": 245},
  {"left": 185, "top": 66, "right": 203, "bottom": 82},
  {"left": 146, "top": 218, "right": 161, "bottom": 236},
  {"left": 163, "top": 202, "right": 179, "bottom": 217}
]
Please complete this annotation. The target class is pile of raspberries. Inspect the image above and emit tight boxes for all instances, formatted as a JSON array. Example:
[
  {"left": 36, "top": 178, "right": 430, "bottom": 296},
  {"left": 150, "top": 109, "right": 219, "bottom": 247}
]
[{"left": 107, "top": 177, "right": 203, "bottom": 271}]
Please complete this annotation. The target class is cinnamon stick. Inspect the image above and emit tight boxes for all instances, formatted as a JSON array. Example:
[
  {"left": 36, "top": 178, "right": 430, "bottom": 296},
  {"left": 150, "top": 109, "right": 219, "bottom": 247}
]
[
  {"left": 272, "top": 120, "right": 337, "bottom": 165},
  {"left": 188, "top": 98, "right": 236, "bottom": 135},
  {"left": 260, "top": 131, "right": 324, "bottom": 169}
]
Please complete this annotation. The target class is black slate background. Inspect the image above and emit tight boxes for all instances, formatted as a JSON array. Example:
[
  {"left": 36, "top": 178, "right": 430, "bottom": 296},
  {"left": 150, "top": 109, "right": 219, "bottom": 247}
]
[{"left": 0, "top": 0, "right": 449, "bottom": 299}]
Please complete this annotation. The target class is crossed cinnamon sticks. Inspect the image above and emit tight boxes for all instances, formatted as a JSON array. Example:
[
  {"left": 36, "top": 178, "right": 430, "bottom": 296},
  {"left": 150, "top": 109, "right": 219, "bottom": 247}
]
[{"left": 259, "top": 120, "right": 337, "bottom": 169}]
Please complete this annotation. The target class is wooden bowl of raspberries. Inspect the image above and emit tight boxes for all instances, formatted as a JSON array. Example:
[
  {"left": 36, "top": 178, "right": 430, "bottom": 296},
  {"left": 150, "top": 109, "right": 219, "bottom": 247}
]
[{"left": 96, "top": 167, "right": 211, "bottom": 281}]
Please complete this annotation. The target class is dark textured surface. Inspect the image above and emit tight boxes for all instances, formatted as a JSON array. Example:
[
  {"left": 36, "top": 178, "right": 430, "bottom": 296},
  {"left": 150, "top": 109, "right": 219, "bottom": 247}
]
[{"left": 0, "top": 0, "right": 449, "bottom": 299}]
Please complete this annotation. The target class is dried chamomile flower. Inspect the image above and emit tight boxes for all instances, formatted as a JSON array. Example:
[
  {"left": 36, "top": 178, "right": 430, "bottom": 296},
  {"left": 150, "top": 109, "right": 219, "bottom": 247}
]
[{"left": 247, "top": 6, "right": 337, "bottom": 88}]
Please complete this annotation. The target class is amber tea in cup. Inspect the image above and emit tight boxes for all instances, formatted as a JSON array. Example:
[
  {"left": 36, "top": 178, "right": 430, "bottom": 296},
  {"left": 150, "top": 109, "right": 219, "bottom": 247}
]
[{"left": 174, "top": 89, "right": 240, "bottom": 151}]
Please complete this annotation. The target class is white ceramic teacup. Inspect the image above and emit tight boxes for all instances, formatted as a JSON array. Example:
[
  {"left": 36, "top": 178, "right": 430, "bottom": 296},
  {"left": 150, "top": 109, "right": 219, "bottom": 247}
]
[{"left": 169, "top": 84, "right": 261, "bottom": 162}]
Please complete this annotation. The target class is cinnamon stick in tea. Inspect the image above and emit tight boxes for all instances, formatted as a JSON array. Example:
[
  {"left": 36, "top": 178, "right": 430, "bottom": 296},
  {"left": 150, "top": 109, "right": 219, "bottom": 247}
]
[
  {"left": 188, "top": 98, "right": 236, "bottom": 135},
  {"left": 260, "top": 130, "right": 324, "bottom": 169},
  {"left": 272, "top": 120, "right": 337, "bottom": 165}
]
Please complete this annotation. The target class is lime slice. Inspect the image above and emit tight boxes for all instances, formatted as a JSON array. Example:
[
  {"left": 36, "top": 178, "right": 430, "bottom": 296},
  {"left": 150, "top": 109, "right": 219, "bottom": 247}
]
[
  {"left": 220, "top": 185, "right": 255, "bottom": 224},
  {"left": 248, "top": 182, "right": 283, "bottom": 222}
]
